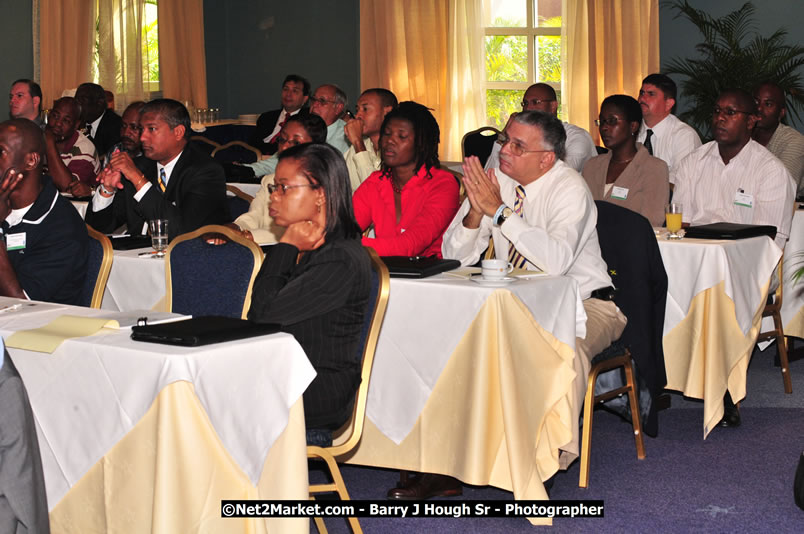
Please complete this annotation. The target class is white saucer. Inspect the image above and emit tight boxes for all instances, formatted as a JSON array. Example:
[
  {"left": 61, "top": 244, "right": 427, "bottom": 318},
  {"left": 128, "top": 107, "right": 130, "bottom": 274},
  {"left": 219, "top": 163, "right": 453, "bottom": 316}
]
[{"left": 471, "top": 276, "right": 516, "bottom": 287}]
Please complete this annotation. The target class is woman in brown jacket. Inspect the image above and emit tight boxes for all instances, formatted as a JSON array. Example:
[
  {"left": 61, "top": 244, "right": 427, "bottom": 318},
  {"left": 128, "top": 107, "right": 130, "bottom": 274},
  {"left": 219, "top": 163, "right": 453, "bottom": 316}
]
[{"left": 583, "top": 94, "right": 669, "bottom": 226}]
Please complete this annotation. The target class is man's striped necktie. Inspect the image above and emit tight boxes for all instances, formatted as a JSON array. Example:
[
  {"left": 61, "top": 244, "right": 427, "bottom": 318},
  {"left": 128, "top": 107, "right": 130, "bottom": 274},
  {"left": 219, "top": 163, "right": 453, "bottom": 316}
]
[
  {"left": 159, "top": 168, "right": 167, "bottom": 192},
  {"left": 507, "top": 185, "right": 528, "bottom": 269}
]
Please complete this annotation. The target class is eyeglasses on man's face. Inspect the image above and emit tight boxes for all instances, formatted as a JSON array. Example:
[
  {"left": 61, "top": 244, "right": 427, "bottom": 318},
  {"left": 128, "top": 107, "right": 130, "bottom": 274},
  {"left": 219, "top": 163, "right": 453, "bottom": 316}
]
[
  {"left": 712, "top": 107, "right": 753, "bottom": 118},
  {"left": 310, "top": 97, "right": 336, "bottom": 106},
  {"left": 521, "top": 98, "right": 556, "bottom": 109},
  {"left": 496, "top": 132, "right": 553, "bottom": 157},
  {"left": 267, "top": 183, "right": 321, "bottom": 195}
]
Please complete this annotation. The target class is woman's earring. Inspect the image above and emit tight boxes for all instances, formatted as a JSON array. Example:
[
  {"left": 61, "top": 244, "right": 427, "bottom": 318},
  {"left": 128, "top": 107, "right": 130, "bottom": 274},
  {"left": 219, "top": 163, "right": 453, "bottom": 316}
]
[{"left": 317, "top": 203, "right": 322, "bottom": 213}]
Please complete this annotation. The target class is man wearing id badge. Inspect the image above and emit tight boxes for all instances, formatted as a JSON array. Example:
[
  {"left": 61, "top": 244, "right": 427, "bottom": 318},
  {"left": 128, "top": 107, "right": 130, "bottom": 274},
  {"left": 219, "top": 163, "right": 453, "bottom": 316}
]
[
  {"left": 673, "top": 89, "right": 795, "bottom": 250},
  {"left": 0, "top": 118, "right": 88, "bottom": 305}
]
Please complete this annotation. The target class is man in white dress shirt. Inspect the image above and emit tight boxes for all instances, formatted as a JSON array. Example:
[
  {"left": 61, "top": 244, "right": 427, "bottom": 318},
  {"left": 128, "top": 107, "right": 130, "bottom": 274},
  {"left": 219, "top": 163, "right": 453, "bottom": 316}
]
[
  {"left": 443, "top": 110, "right": 627, "bottom": 467},
  {"left": 673, "top": 88, "right": 795, "bottom": 251},
  {"left": 636, "top": 73, "right": 701, "bottom": 185},
  {"left": 343, "top": 88, "right": 397, "bottom": 191},
  {"left": 485, "top": 83, "right": 597, "bottom": 173}
]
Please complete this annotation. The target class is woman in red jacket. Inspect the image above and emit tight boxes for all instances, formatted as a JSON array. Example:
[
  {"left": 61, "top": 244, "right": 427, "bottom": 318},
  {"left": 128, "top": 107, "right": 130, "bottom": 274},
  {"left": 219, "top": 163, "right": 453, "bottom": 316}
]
[{"left": 352, "top": 101, "right": 460, "bottom": 258}]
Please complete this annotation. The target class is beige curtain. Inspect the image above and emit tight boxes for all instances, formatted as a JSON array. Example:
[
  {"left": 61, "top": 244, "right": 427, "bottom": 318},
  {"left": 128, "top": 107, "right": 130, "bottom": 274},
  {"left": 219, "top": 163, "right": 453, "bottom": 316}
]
[
  {"left": 565, "top": 0, "right": 660, "bottom": 142},
  {"left": 360, "top": 0, "right": 484, "bottom": 161},
  {"left": 158, "top": 0, "right": 208, "bottom": 108},
  {"left": 39, "top": 0, "right": 94, "bottom": 108},
  {"left": 96, "top": 0, "right": 152, "bottom": 111}
]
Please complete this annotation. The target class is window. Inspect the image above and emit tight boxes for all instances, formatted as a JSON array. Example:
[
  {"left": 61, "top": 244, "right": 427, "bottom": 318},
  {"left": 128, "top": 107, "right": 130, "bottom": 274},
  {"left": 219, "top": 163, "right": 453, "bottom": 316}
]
[
  {"left": 91, "top": 0, "right": 160, "bottom": 97},
  {"left": 484, "top": 0, "right": 562, "bottom": 129}
]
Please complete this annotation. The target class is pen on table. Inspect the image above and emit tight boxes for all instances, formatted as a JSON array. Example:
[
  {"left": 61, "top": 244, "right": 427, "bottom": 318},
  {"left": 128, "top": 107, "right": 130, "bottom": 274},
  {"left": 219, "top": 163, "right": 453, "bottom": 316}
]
[
  {"left": 138, "top": 251, "right": 157, "bottom": 257},
  {"left": 0, "top": 304, "right": 22, "bottom": 313}
]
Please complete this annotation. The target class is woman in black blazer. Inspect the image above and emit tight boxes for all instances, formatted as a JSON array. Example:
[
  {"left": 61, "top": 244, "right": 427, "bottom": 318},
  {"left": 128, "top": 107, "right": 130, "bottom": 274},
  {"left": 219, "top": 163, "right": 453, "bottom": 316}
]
[{"left": 248, "top": 143, "right": 371, "bottom": 442}]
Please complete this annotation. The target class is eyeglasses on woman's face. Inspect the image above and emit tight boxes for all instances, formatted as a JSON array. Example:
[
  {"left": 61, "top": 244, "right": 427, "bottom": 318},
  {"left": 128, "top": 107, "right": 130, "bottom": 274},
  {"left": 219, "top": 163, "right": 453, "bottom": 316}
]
[{"left": 266, "top": 183, "right": 320, "bottom": 195}]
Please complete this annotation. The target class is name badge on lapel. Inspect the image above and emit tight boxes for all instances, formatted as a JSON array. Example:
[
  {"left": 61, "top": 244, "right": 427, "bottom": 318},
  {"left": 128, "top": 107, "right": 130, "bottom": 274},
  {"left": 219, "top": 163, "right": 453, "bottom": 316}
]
[
  {"left": 6, "top": 233, "right": 26, "bottom": 251},
  {"left": 611, "top": 186, "right": 629, "bottom": 200},
  {"left": 734, "top": 189, "right": 754, "bottom": 208}
]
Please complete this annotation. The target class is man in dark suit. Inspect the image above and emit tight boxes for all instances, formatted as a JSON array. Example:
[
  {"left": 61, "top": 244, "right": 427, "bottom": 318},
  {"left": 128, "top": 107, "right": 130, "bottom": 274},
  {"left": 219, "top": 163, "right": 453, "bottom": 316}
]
[
  {"left": 249, "top": 74, "right": 310, "bottom": 155},
  {"left": 75, "top": 82, "right": 123, "bottom": 158},
  {"left": 0, "top": 344, "right": 50, "bottom": 534},
  {"left": 86, "top": 99, "right": 228, "bottom": 240}
]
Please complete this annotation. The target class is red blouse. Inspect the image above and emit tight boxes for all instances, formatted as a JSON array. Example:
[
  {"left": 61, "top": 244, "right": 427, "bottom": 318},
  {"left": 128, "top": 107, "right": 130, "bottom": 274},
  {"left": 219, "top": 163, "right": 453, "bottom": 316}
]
[{"left": 353, "top": 166, "right": 460, "bottom": 258}]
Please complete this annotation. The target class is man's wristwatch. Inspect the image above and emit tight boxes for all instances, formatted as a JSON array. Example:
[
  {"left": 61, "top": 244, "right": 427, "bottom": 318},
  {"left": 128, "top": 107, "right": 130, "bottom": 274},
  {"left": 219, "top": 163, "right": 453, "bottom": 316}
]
[
  {"left": 98, "top": 183, "right": 116, "bottom": 197},
  {"left": 493, "top": 204, "right": 513, "bottom": 227}
]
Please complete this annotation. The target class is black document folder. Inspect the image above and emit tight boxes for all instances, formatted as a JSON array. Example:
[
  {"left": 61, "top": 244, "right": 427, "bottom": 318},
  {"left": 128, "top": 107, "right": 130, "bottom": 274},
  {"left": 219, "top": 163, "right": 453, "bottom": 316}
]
[
  {"left": 131, "top": 316, "right": 281, "bottom": 346},
  {"left": 381, "top": 256, "right": 462, "bottom": 278},
  {"left": 684, "top": 222, "right": 777, "bottom": 240},
  {"left": 109, "top": 235, "right": 153, "bottom": 250}
]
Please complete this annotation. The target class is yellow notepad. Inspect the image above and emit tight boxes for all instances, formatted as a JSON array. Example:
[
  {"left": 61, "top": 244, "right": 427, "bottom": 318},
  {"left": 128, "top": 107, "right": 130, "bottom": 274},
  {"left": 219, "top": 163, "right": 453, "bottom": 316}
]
[{"left": 5, "top": 315, "right": 120, "bottom": 354}]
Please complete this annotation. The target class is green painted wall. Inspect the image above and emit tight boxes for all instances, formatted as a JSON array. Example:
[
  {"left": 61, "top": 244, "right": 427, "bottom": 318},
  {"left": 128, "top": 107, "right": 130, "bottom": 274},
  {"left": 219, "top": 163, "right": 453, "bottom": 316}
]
[
  {"left": 0, "top": 0, "right": 35, "bottom": 108},
  {"left": 203, "top": 0, "right": 360, "bottom": 119}
]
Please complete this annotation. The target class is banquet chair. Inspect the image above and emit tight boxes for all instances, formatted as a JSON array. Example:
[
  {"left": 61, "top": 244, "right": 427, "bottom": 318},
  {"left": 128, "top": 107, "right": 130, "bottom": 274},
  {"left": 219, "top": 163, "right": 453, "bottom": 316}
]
[
  {"left": 226, "top": 184, "right": 255, "bottom": 220},
  {"left": 461, "top": 126, "right": 500, "bottom": 168},
  {"left": 165, "top": 225, "right": 263, "bottom": 319},
  {"left": 579, "top": 201, "right": 667, "bottom": 487},
  {"left": 79, "top": 225, "right": 113, "bottom": 308},
  {"left": 190, "top": 135, "right": 220, "bottom": 156},
  {"left": 307, "top": 247, "right": 390, "bottom": 534},
  {"left": 756, "top": 255, "right": 792, "bottom": 393},
  {"left": 579, "top": 343, "right": 645, "bottom": 488},
  {"left": 212, "top": 140, "right": 262, "bottom": 164}
]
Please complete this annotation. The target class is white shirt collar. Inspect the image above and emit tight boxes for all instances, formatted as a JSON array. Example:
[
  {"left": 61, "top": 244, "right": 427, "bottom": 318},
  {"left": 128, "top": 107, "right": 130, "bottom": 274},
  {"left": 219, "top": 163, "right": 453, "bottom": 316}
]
[
  {"left": 89, "top": 111, "right": 105, "bottom": 136},
  {"left": 6, "top": 203, "right": 35, "bottom": 227},
  {"left": 157, "top": 150, "right": 183, "bottom": 186}
]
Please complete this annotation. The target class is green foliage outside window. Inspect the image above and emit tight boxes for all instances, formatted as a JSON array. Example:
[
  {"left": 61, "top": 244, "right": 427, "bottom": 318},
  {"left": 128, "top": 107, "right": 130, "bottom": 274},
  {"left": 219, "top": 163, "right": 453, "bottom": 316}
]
[{"left": 485, "top": 16, "right": 562, "bottom": 129}]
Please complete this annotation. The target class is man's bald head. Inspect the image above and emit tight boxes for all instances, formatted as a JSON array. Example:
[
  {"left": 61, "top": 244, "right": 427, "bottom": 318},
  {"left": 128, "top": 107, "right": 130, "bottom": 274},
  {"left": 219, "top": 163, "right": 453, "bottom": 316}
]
[{"left": 0, "top": 118, "right": 45, "bottom": 162}]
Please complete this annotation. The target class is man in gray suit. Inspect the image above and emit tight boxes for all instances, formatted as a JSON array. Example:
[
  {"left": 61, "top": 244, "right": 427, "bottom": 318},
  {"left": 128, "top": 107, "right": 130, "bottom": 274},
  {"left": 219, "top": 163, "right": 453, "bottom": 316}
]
[{"left": 0, "top": 343, "right": 50, "bottom": 533}]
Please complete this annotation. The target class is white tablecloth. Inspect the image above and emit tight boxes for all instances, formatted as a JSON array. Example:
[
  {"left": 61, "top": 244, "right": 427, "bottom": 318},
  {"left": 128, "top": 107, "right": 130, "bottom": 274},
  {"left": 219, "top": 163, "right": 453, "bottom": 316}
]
[
  {"left": 657, "top": 234, "right": 781, "bottom": 336},
  {"left": 780, "top": 209, "right": 804, "bottom": 333},
  {"left": 102, "top": 248, "right": 166, "bottom": 311},
  {"left": 0, "top": 298, "right": 315, "bottom": 507},
  {"left": 367, "top": 274, "right": 583, "bottom": 444},
  {"left": 228, "top": 182, "right": 261, "bottom": 197}
]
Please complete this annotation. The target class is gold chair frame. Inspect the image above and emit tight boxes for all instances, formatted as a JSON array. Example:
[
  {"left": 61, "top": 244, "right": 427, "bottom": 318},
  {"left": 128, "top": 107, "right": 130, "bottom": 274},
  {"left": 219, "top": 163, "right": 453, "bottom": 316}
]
[
  {"left": 579, "top": 347, "right": 645, "bottom": 488},
  {"left": 85, "top": 225, "right": 114, "bottom": 309},
  {"left": 307, "top": 246, "right": 390, "bottom": 534},
  {"left": 211, "top": 140, "right": 263, "bottom": 162},
  {"left": 226, "top": 184, "right": 255, "bottom": 203},
  {"left": 164, "top": 224, "right": 264, "bottom": 319},
  {"left": 190, "top": 135, "right": 221, "bottom": 151},
  {"left": 756, "top": 254, "right": 792, "bottom": 393}
]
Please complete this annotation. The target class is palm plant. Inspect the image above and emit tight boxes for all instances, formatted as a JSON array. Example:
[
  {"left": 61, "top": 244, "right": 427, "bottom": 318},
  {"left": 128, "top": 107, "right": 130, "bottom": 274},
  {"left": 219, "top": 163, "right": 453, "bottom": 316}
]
[{"left": 662, "top": 1, "right": 804, "bottom": 141}]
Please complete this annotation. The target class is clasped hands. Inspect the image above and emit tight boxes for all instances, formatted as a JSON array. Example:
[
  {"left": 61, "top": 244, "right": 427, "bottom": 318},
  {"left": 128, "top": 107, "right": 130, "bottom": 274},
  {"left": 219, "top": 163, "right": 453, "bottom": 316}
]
[
  {"left": 99, "top": 150, "right": 145, "bottom": 194},
  {"left": 461, "top": 156, "right": 503, "bottom": 229}
]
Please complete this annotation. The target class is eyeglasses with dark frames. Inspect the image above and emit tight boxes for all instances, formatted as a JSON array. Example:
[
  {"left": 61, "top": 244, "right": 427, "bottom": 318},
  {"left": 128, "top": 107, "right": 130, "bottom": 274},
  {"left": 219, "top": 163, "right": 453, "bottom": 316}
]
[{"left": 266, "top": 183, "right": 321, "bottom": 195}]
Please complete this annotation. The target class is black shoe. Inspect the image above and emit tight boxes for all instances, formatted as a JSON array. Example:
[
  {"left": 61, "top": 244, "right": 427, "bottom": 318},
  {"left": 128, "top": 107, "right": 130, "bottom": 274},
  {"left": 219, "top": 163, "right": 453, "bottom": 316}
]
[
  {"left": 719, "top": 391, "right": 741, "bottom": 427},
  {"left": 387, "top": 473, "right": 462, "bottom": 500}
]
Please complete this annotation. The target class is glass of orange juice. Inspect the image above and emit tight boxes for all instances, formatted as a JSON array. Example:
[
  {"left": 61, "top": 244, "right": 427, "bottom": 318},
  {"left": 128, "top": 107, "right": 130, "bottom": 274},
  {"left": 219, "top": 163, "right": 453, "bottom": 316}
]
[{"left": 665, "top": 202, "right": 683, "bottom": 239}]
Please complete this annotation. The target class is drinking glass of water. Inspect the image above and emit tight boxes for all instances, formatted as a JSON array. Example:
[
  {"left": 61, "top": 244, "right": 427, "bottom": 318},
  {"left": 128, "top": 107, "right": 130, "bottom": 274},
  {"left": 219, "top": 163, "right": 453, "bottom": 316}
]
[{"left": 148, "top": 219, "right": 169, "bottom": 257}]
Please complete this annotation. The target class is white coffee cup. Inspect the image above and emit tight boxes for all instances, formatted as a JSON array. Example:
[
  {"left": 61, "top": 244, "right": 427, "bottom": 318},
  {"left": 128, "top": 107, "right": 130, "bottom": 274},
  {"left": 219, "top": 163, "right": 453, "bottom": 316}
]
[{"left": 481, "top": 259, "right": 513, "bottom": 280}]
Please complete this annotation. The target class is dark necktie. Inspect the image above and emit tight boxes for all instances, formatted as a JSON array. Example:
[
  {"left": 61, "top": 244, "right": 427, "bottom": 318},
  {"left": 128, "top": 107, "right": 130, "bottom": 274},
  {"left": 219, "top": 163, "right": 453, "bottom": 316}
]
[
  {"left": 269, "top": 114, "right": 288, "bottom": 144},
  {"left": 86, "top": 123, "right": 93, "bottom": 139},
  {"left": 644, "top": 129, "right": 654, "bottom": 156}
]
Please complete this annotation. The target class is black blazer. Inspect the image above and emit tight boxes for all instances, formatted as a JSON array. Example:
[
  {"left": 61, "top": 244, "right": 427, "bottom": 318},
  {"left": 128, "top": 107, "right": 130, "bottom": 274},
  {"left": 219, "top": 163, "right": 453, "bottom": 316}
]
[
  {"left": 248, "top": 239, "right": 371, "bottom": 430},
  {"left": 91, "top": 110, "right": 123, "bottom": 157},
  {"left": 249, "top": 107, "right": 309, "bottom": 155},
  {"left": 595, "top": 201, "right": 668, "bottom": 436},
  {"left": 86, "top": 141, "right": 229, "bottom": 240}
]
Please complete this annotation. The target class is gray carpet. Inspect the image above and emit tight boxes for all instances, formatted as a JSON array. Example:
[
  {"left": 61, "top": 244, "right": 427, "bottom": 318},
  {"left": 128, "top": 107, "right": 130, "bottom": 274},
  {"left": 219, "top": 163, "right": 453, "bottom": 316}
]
[{"left": 310, "top": 343, "right": 804, "bottom": 533}]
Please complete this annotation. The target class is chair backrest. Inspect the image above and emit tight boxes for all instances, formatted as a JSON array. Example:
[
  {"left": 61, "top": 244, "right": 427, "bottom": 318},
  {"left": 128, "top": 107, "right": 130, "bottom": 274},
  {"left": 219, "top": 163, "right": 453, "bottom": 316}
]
[
  {"left": 212, "top": 140, "right": 263, "bottom": 164},
  {"left": 165, "top": 225, "right": 264, "bottom": 319},
  {"left": 462, "top": 126, "right": 500, "bottom": 167},
  {"left": 226, "top": 185, "right": 255, "bottom": 221},
  {"left": 190, "top": 136, "right": 221, "bottom": 156},
  {"left": 329, "top": 246, "right": 390, "bottom": 457},
  {"left": 79, "top": 225, "right": 113, "bottom": 308}
]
